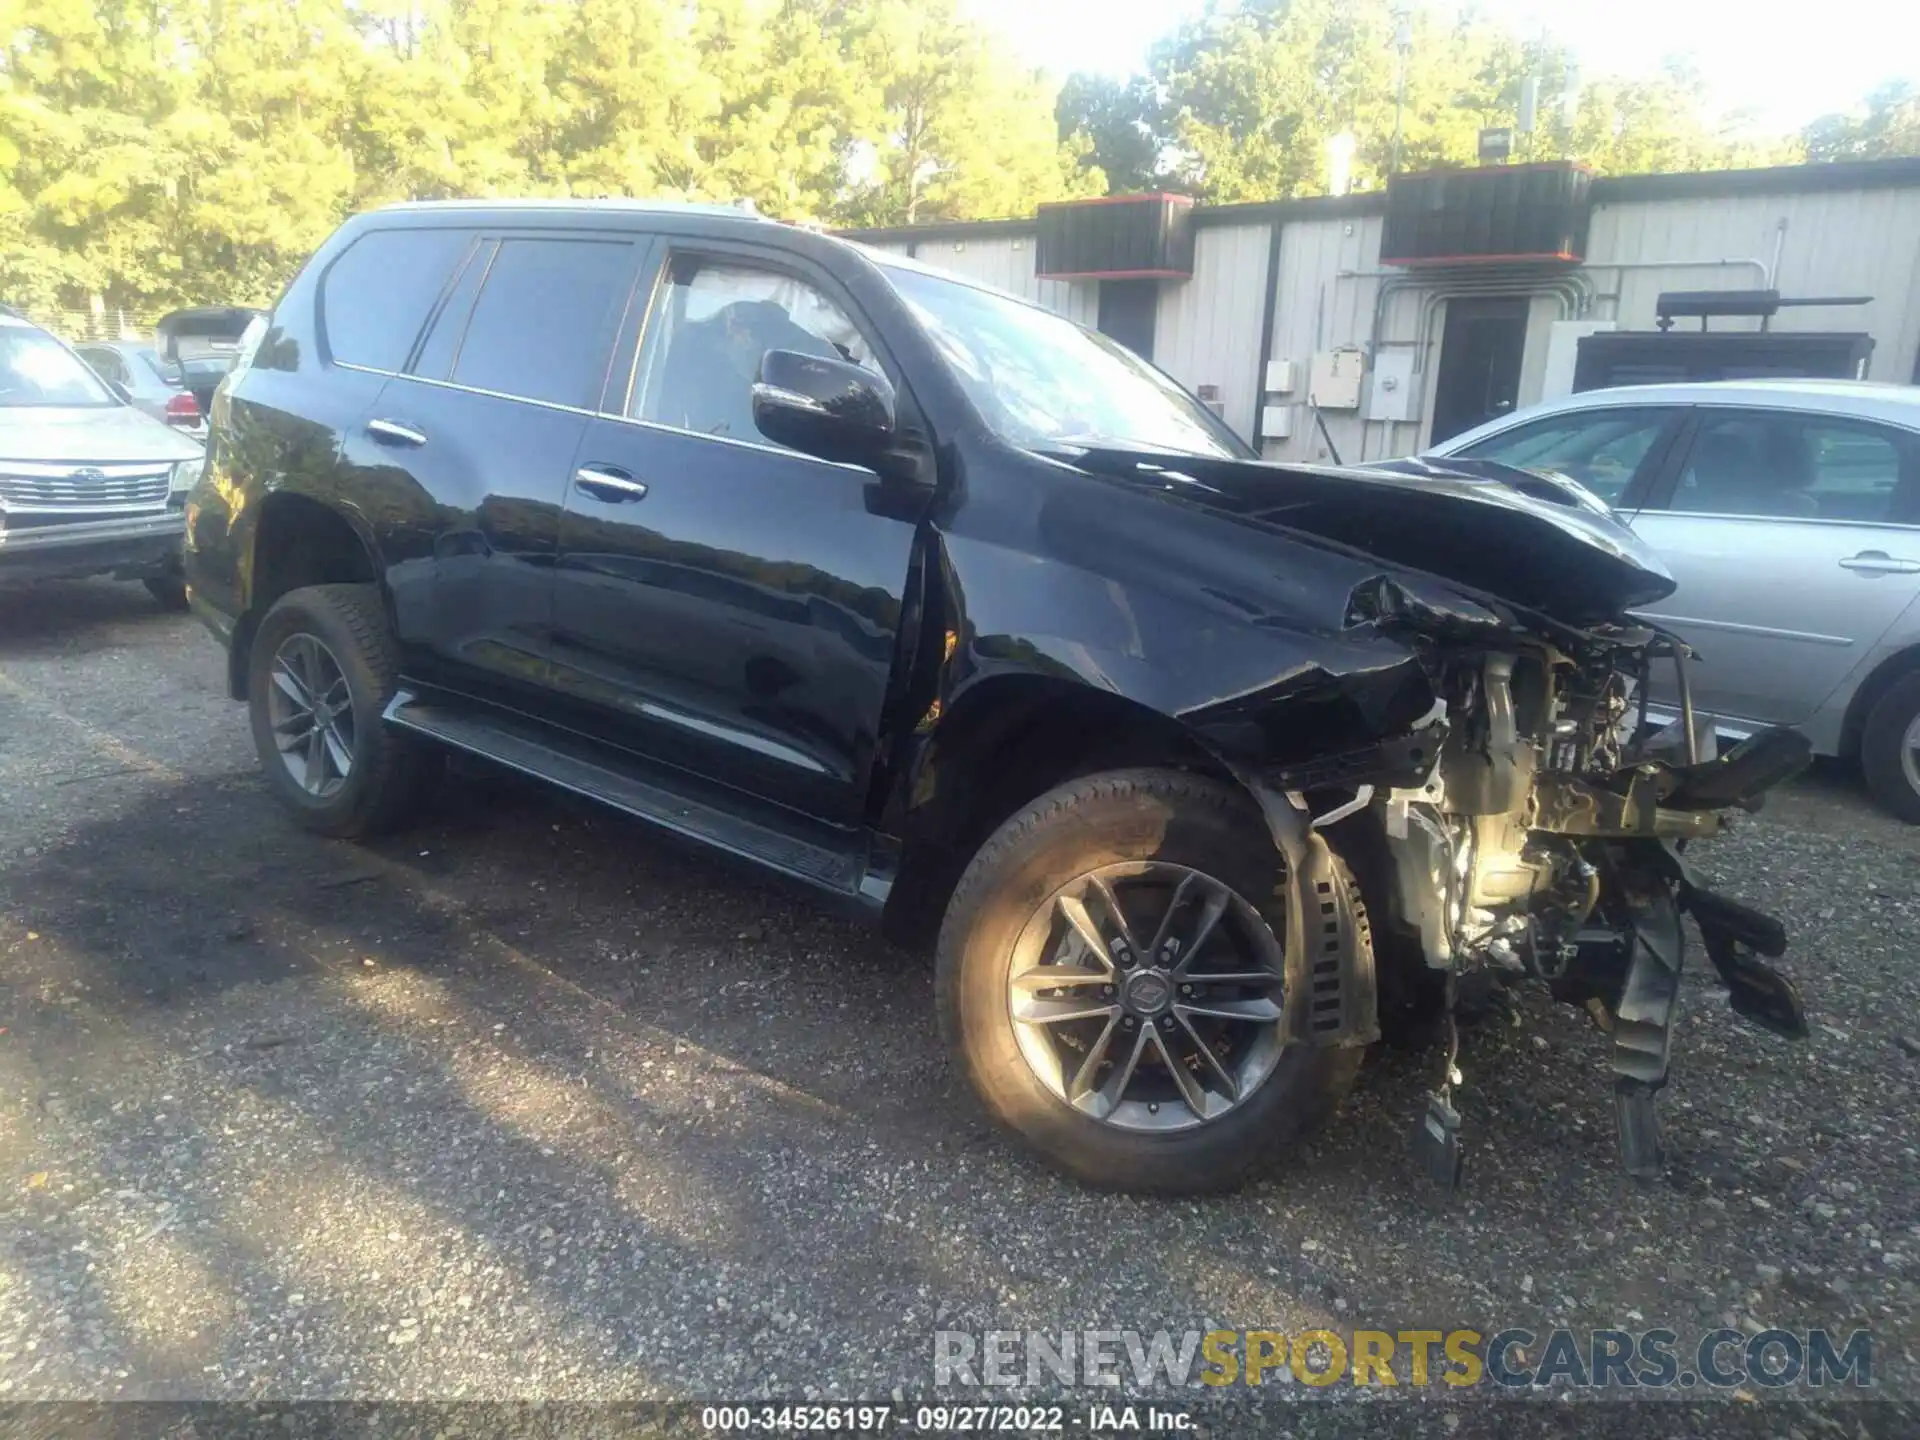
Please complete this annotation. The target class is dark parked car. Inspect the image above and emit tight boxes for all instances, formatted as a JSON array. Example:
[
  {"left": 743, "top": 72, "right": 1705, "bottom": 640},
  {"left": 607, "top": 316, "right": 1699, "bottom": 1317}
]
[
  {"left": 184, "top": 202, "right": 1810, "bottom": 1194},
  {"left": 154, "top": 306, "right": 264, "bottom": 415}
]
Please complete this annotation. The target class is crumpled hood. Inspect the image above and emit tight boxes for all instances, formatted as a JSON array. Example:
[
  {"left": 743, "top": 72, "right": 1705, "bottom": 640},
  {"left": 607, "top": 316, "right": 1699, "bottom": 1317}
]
[
  {"left": 1065, "top": 445, "right": 1677, "bottom": 627},
  {"left": 0, "top": 404, "right": 205, "bottom": 465}
]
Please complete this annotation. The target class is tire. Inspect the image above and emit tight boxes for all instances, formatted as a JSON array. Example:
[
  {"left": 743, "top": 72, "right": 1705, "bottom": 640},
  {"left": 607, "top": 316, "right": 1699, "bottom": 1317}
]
[
  {"left": 935, "top": 768, "right": 1364, "bottom": 1194},
  {"left": 246, "top": 583, "right": 435, "bottom": 838},
  {"left": 1860, "top": 670, "right": 1920, "bottom": 824},
  {"left": 143, "top": 575, "right": 188, "bottom": 610}
]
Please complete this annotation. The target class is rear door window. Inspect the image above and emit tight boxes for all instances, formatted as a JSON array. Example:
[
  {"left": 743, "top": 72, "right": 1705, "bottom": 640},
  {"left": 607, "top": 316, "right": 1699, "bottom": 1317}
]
[
  {"left": 1452, "top": 406, "right": 1677, "bottom": 505},
  {"left": 1665, "top": 411, "right": 1919, "bottom": 523},
  {"left": 450, "top": 238, "right": 638, "bottom": 410},
  {"left": 321, "top": 227, "right": 474, "bottom": 371},
  {"left": 78, "top": 347, "right": 128, "bottom": 386}
]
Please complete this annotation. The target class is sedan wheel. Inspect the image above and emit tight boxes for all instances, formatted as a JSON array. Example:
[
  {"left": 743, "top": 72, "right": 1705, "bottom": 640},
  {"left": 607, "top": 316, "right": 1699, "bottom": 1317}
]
[{"left": 1861, "top": 670, "right": 1920, "bottom": 824}]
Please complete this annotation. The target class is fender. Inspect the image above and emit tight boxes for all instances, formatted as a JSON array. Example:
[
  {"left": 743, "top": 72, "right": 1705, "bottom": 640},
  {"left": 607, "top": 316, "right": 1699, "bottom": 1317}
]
[
  {"left": 1240, "top": 771, "right": 1381, "bottom": 1051},
  {"left": 915, "top": 456, "right": 1451, "bottom": 781}
]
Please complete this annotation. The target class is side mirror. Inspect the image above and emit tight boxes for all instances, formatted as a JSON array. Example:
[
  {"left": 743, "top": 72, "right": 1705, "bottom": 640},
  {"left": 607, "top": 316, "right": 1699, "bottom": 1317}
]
[{"left": 752, "top": 349, "right": 897, "bottom": 470}]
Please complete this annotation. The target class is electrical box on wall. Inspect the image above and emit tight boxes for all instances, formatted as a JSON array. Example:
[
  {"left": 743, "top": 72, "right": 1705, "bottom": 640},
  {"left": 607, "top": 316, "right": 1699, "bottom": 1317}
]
[
  {"left": 1308, "top": 349, "right": 1365, "bottom": 409},
  {"left": 1263, "top": 359, "right": 1296, "bottom": 394},
  {"left": 1367, "top": 352, "right": 1417, "bottom": 422},
  {"left": 1261, "top": 405, "right": 1294, "bottom": 439}
]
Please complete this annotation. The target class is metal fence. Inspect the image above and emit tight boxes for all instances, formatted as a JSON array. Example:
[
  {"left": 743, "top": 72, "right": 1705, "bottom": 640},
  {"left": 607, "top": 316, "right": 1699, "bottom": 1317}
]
[{"left": 21, "top": 308, "right": 156, "bottom": 344}]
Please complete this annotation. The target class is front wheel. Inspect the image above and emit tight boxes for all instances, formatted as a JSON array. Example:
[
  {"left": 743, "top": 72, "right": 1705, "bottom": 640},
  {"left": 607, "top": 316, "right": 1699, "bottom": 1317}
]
[
  {"left": 935, "top": 768, "right": 1363, "bottom": 1194},
  {"left": 246, "top": 584, "right": 436, "bottom": 838}
]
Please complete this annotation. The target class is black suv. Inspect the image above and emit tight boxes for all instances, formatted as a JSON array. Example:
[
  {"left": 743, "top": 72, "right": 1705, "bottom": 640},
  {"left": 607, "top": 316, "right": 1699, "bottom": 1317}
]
[{"left": 186, "top": 201, "right": 1807, "bottom": 1195}]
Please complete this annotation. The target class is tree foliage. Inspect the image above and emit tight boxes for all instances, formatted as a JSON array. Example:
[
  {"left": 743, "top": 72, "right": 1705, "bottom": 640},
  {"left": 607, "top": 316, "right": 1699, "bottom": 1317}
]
[
  {"left": 0, "top": 0, "right": 1094, "bottom": 315},
  {"left": 0, "top": 0, "right": 1901, "bottom": 318},
  {"left": 1057, "top": 0, "right": 1804, "bottom": 202},
  {"left": 1803, "top": 82, "right": 1920, "bottom": 162}
]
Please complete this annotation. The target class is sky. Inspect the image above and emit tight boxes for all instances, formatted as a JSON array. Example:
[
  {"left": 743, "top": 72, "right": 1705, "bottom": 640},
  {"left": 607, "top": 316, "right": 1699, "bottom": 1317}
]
[{"left": 963, "top": 0, "right": 1920, "bottom": 135}]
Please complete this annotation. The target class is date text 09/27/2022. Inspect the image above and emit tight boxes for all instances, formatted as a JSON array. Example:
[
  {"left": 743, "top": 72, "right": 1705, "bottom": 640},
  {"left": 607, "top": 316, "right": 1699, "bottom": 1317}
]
[{"left": 699, "top": 1405, "right": 1186, "bottom": 1433}]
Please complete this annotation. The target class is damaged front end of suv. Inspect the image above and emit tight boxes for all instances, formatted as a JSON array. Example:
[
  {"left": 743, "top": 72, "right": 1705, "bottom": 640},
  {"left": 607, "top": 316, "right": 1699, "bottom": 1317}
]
[{"left": 983, "top": 448, "right": 1811, "bottom": 1192}]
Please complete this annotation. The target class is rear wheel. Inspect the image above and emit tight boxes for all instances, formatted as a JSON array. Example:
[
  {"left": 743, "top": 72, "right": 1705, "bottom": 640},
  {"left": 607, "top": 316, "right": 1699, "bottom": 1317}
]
[
  {"left": 246, "top": 584, "right": 435, "bottom": 837},
  {"left": 936, "top": 768, "right": 1364, "bottom": 1194},
  {"left": 1861, "top": 670, "right": 1920, "bottom": 823}
]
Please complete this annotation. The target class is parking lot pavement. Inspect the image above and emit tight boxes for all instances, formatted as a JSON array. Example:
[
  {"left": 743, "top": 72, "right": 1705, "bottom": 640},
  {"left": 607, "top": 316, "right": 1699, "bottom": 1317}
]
[{"left": 1, "top": 581, "right": 1916, "bottom": 1432}]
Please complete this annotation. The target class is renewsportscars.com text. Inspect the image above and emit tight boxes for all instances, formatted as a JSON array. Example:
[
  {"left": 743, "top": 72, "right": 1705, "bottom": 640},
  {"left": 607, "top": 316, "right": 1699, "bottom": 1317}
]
[{"left": 933, "top": 1327, "right": 1874, "bottom": 1391}]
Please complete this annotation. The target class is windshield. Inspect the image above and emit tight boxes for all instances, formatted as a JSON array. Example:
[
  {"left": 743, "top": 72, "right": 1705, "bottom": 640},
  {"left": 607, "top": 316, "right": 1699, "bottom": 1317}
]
[
  {"left": 0, "top": 325, "right": 117, "bottom": 407},
  {"left": 882, "top": 265, "right": 1250, "bottom": 459}
]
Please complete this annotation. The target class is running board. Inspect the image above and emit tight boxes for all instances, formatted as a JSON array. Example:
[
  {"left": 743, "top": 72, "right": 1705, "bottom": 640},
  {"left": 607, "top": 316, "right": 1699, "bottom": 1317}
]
[{"left": 384, "top": 691, "right": 881, "bottom": 904}]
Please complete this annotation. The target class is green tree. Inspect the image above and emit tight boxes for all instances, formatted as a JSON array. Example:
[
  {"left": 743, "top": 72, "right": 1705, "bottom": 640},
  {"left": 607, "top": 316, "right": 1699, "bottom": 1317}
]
[
  {"left": 1804, "top": 81, "right": 1920, "bottom": 162},
  {"left": 838, "top": 0, "right": 1099, "bottom": 225},
  {"left": 1141, "top": 0, "right": 1796, "bottom": 202},
  {"left": 1056, "top": 73, "right": 1165, "bottom": 194}
]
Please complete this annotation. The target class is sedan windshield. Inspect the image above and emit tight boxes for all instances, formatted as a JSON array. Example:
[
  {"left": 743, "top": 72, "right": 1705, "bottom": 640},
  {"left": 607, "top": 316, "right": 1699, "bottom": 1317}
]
[
  {"left": 0, "top": 325, "right": 117, "bottom": 407},
  {"left": 882, "top": 264, "right": 1250, "bottom": 460}
]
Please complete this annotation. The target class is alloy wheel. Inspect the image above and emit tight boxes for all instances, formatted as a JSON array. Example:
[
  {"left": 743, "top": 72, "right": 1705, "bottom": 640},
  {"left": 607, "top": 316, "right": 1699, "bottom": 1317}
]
[
  {"left": 1006, "top": 862, "right": 1287, "bottom": 1132},
  {"left": 1902, "top": 713, "right": 1920, "bottom": 799},
  {"left": 266, "top": 632, "right": 355, "bottom": 798}
]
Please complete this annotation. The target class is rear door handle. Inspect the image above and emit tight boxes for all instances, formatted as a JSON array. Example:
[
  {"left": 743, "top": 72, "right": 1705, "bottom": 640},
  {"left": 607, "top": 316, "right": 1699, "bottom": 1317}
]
[
  {"left": 573, "top": 465, "right": 648, "bottom": 503},
  {"left": 1839, "top": 550, "right": 1920, "bottom": 575},
  {"left": 367, "top": 418, "right": 427, "bottom": 447}
]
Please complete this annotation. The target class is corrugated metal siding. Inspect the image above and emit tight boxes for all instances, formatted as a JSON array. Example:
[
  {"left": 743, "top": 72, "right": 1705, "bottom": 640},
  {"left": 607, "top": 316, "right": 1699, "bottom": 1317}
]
[
  {"left": 841, "top": 171, "right": 1920, "bottom": 459},
  {"left": 1265, "top": 214, "right": 1389, "bottom": 462},
  {"left": 900, "top": 233, "right": 1097, "bottom": 324},
  {"left": 1150, "top": 222, "right": 1269, "bottom": 441},
  {"left": 1586, "top": 189, "right": 1920, "bottom": 384}
]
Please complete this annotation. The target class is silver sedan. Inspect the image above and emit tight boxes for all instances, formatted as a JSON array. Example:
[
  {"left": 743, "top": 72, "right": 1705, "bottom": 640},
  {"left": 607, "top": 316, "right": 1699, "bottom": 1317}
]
[{"left": 1425, "top": 379, "right": 1920, "bottom": 820}]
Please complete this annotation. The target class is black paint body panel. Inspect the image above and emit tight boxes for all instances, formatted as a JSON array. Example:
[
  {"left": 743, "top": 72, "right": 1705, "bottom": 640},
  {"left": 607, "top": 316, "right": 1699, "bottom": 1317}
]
[{"left": 185, "top": 201, "right": 1677, "bottom": 903}]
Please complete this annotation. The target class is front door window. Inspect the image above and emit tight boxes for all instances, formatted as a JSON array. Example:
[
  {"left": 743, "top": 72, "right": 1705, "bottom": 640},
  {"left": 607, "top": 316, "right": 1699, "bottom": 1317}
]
[{"left": 631, "top": 257, "right": 878, "bottom": 447}]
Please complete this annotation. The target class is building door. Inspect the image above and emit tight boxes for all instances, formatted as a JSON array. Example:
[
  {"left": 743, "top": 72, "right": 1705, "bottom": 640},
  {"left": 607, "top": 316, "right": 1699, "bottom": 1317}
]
[
  {"left": 1429, "top": 297, "right": 1529, "bottom": 444},
  {"left": 1096, "top": 279, "right": 1158, "bottom": 359}
]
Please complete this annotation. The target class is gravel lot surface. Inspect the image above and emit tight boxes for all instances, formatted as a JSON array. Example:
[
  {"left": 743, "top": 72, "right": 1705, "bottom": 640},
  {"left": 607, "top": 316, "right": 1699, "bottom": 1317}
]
[{"left": 1, "top": 580, "right": 1916, "bottom": 1437}]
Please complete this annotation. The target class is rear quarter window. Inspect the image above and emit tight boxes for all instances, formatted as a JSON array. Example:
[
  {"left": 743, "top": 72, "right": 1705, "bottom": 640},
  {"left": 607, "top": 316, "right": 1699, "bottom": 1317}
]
[{"left": 320, "top": 228, "right": 474, "bottom": 371}]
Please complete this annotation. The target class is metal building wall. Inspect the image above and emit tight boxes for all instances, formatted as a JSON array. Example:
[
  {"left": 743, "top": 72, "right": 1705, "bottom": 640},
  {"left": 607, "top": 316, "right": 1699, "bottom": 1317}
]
[
  {"left": 1149, "top": 222, "right": 1271, "bottom": 441},
  {"left": 1584, "top": 187, "right": 1920, "bottom": 382},
  {"left": 898, "top": 232, "right": 1099, "bottom": 326},
  {"left": 1263, "top": 213, "right": 1394, "bottom": 464},
  {"left": 840, "top": 164, "right": 1920, "bottom": 464},
  {"left": 1258, "top": 179, "right": 1920, "bottom": 464}
]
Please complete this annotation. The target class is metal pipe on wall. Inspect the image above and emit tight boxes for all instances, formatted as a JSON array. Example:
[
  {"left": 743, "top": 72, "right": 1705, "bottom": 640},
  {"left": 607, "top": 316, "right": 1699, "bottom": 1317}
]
[{"left": 1250, "top": 218, "right": 1285, "bottom": 452}]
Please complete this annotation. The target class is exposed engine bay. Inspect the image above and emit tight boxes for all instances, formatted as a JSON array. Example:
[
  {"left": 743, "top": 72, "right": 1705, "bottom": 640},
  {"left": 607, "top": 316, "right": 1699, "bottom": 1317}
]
[
  {"left": 1285, "top": 623, "right": 1812, "bottom": 1187},
  {"left": 1053, "top": 441, "right": 1814, "bottom": 1190}
]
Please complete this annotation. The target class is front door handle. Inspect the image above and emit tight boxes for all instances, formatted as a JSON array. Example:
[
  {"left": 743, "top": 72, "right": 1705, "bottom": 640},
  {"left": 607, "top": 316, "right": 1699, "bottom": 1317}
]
[
  {"left": 573, "top": 465, "right": 649, "bottom": 503},
  {"left": 1839, "top": 550, "right": 1920, "bottom": 575},
  {"left": 367, "top": 418, "right": 427, "bottom": 447}
]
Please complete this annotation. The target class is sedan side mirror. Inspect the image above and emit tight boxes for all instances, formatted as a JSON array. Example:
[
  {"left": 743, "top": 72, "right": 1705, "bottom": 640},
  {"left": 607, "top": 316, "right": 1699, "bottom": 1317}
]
[{"left": 752, "top": 349, "right": 897, "bottom": 471}]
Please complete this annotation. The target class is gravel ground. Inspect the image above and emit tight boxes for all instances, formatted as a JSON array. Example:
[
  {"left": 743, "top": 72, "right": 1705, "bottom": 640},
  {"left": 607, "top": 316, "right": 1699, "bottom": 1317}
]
[{"left": 1, "top": 580, "right": 1916, "bottom": 1437}]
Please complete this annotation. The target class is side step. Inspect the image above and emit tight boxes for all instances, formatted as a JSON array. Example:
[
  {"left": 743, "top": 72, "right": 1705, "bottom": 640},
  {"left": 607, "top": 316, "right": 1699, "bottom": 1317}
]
[{"left": 385, "top": 691, "right": 877, "bottom": 902}]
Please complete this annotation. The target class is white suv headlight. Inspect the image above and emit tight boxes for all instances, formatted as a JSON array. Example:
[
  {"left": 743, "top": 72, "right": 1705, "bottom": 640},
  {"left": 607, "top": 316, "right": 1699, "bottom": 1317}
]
[{"left": 170, "top": 455, "right": 205, "bottom": 497}]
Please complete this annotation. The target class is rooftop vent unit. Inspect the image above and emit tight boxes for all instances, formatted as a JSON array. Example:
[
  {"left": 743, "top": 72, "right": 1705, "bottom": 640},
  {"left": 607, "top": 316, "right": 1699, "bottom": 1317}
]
[
  {"left": 1382, "top": 161, "right": 1591, "bottom": 267},
  {"left": 1036, "top": 193, "right": 1196, "bottom": 281}
]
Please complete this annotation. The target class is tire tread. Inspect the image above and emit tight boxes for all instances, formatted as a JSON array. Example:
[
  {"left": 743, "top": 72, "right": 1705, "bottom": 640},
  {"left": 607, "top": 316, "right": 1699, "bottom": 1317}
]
[{"left": 935, "top": 766, "right": 1363, "bottom": 1194}]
